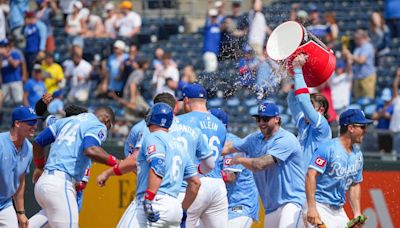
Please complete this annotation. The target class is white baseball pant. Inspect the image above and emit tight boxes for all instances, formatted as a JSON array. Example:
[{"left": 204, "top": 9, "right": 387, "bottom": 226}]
[
  {"left": 118, "top": 193, "right": 182, "bottom": 228},
  {"left": 34, "top": 170, "right": 79, "bottom": 228},
  {"left": 186, "top": 177, "right": 228, "bottom": 228},
  {"left": 29, "top": 209, "right": 50, "bottom": 228},
  {"left": 228, "top": 216, "right": 253, "bottom": 228},
  {"left": 0, "top": 205, "right": 18, "bottom": 227},
  {"left": 303, "top": 202, "right": 349, "bottom": 228},
  {"left": 264, "top": 203, "right": 304, "bottom": 228}
]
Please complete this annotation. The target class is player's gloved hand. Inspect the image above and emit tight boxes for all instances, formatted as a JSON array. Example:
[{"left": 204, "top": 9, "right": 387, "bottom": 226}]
[
  {"left": 143, "top": 199, "right": 160, "bottom": 223},
  {"left": 75, "top": 181, "right": 87, "bottom": 192},
  {"left": 180, "top": 209, "right": 187, "bottom": 228}
]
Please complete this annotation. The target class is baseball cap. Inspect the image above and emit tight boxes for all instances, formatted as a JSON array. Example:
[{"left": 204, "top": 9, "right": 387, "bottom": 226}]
[
  {"left": 214, "top": 1, "right": 223, "bottom": 8},
  {"left": 297, "top": 10, "right": 309, "bottom": 18},
  {"left": 0, "top": 38, "right": 9, "bottom": 47},
  {"left": 73, "top": 1, "right": 83, "bottom": 10},
  {"left": 33, "top": 64, "right": 42, "bottom": 71},
  {"left": 146, "top": 103, "right": 173, "bottom": 128},
  {"left": 210, "top": 108, "right": 228, "bottom": 125},
  {"left": 252, "top": 102, "right": 280, "bottom": 117},
  {"left": 178, "top": 84, "right": 207, "bottom": 101},
  {"left": 120, "top": 0, "right": 133, "bottom": 9},
  {"left": 208, "top": 8, "right": 218, "bottom": 17},
  {"left": 114, "top": 40, "right": 126, "bottom": 50},
  {"left": 12, "top": 106, "right": 43, "bottom": 123},
  {"left": 53, "top": 89, "right": 64, "bottom": 98},
  {"left": 336, "top": 59, "right": 346, "bottom": 69},
  {"left": 339, "top": 109, "right": 372, "bottom": 126},
  {"left": 381, "top": 88, "right": 392, "bottom": 102},
  {"left": 105, "top": 2, "right": 114, "bottom": 11},
  {"left": 25, "top": 11, "right": 35, "bottom": 18}
]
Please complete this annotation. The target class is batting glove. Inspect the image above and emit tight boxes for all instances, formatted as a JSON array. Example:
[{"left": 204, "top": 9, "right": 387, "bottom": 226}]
[
  {"left": 180, "top": 209, "right": 187, "bottom": 228},
  {"left": 143, "top": 199, "right": 160, "bottom": 223}
]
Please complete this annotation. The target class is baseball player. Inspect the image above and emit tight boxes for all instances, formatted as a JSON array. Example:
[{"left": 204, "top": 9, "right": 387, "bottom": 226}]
[
  {"left": 305, "top": 109, "right": 371, "bottom": 228},
  {"left": 0, "top": 106, "right": 42, "bottom": 228},
  {"left": 29, "top": 94, "right": 90, "bottom": 228},
  {"left": 287, "top": 54, "right": 332, "bottom": 169},
  {"left": 32, "top": 106, "right": 118, "bottom": 227},
  {"left": 179, "top": 83, "right": 228, "bottom": 228},
  {"left": 98, "top": 103, "right": 201, "bottom": 227},
  {"left": 210, "top": 109, "right": 259, "bottom": 228},
  {"left": 223, "top": 102, "right": 305, "bottom": 228}
]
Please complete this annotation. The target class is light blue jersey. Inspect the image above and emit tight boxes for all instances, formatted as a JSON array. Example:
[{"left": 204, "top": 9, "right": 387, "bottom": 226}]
[
  {"left": 309, "top": 138, "right": 363, "bottom": 207},
  {"left": 234, "top": 128, "right": 305, "bottom": 214},
  {"left": 124, "top": 120, "right": 148, "bottom": 157},
  {"left": 287, "top": 68, "right": 332, "bottom": 170},
  {"left": 0, "top": 132, "right": 32, "bottom": 211},
  {"left": 169, "top": 116, "right": 212, "bottom": 191},
  {"left": 223, "top": 133, "right": 259, "bottom": 221},
  {"left": 46, "top": 113, "right": 107, "bottom": 181},
  {"left": 178, "top": 111, "right": 226, "bottom": 178},
  {"left": 136, "top": 130, "right": 197, "bottom": 199}
]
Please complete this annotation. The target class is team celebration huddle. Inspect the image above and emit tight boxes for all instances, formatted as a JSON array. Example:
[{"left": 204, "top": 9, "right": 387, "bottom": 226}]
[{"left": 1, "top": 49, "right": 370, "bottom": 228}]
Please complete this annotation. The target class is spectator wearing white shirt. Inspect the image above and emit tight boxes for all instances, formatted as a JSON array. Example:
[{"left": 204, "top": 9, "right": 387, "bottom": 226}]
[
  {"left": 247, "top": 0, "right": 271, "bottom": 58},
  {"left": 104, "top": 2, "right": 117, "bottom": 38},
  {"left": 80, "top": 8, "right": 105, "bottom": 38},
  {"left": 152, "top": 52, "right": 179, "bottom": 96},
  {"left": 330, "top": 57, "right": 353, "bottom": 114},
  {"left": 63, "top": 48, "right": 92, "bottom": 102},
  {"left": 115, "top": 1, "right": 141, "bottom": 39},
  {"left": 390, "top": 67, "right": 400, "bottom": 158}
]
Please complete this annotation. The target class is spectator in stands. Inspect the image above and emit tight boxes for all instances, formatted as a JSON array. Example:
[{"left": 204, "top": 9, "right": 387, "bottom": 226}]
[
  {"left": 219, "top": 0, "right": 245, "bottom": 60},
  {"left": 0, "top": 38, "right": 23, "bottom": 105},
  {"left": 63, "top": 47, "right": 92, "bottom": 102},
  {"left": 206, "top": 0, "right": 225, "bottom": 26},
  {"left": 384, "top": 0, "right": 400, "bottom": 38},
  {"left": 306, "top": 5, "right": 328, "bottom": 38},
  {"left": 296, "top": 10, "right": 309, "bottom": 26},
  {"left": 9, "top": 0, "right": 29, "bottom": 49},
  {"left": 65, "top": 1, "right": 84, "bottom": 45},
  {"left": 115, "top": 0, "right": 141, "bottom": 41},
  {"left": 255, "top": 48, "right": 278, "bottom": 98},
  {"left": 36, "top": 0, "right": 58, "bottom": 53},
  {"left": 41, "top": 51, "right": 64, "bottom": 94},
  {"left": 120, "top": 43, "right": 139, "bottom": 84},
  {"left": 106, "top": 40, "right": 128, "bottom": 97},
  {"left": 59, "top": 0, "right": 74, "bottom": 23},
  {"left": 343, "top": 29, "right": 376, "bottom": 99},
  {"left": 331, "top": 57, "right": 353, "bottom": 114},
  {"left": 9, "top": 38, "right": 28, "bottom": 82},
  {"left": 372, "top": 88, "right": 394, "bottom": 154},
  {"left": 109, "top": 58, "right": 149, "bottom": 123},
  {"left": 166, "top": 64, "right": 197, "bottom": 98},
  {"left": 47, "top": 89, "right": 65, "bottom": 116},
  {"left": 152, "top": 52, "right": 179, "bottom": 95},
  {"left": 0, "top": 5, "right": 5, "bottom": 41},
  {"left": 104, "top": 2, "right": 117, "bottom": 39},
  {"left": 369, "top": 11, "right": 391, "bottom": 57},
  {"left": 390, "top": 67, "right": 400, "bottom": 158},
  {"left": 152, "top": 47, "right": 164, "bottom": 70},
  {"left": 247, "top": 0, "right": 270, "bottom": 58},
  {"left": 325, "top": 12, "right": 339, "bottom": 48},
  {"left": 23, "top": 64, "right": 46, "bottom": 107},
  {"left": 237, "top": 45, "right": 257, "bottom": 88},
  {"left": 80, "top": 8, "right": 105, "bottom": 38},
  {"left": 203, "top": 8, "right": 221, "bottom": 73},
  {"left": 23, "top": 11, "right": 47, "bottom": 75}
]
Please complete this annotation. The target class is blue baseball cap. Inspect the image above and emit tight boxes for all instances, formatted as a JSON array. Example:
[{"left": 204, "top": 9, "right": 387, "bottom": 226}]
[
  {"left": 12, "top": 106, "right": 43, "bottom": 123},
  {"left": 0, "top": 38, "right": 9, "bottom": 47},
  {"left": 210, "top": 108, "right": 228, "bottom": 125},
  {"left": 178, "top": 84, "right": 207, "bottom": 101},
  {"left": 53, "top": 89, "right": 64, "bottom": 98},
  {"left": 146, "top": 102, "right": 174, "bottom": 128},
  {"left": 252, "top": 102, "right": 280, "bottom": 117},
  {"left": 339, "top": 109, "right": 372, "bottom": 126}
]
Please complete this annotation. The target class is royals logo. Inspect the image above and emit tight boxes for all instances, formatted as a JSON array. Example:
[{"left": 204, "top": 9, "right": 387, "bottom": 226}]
[
  {"left": 147, "top": 145, "right": 156, "bottom": 154},
  {"left": 224, "top": 158, "right": 232, "bottom": 166}
]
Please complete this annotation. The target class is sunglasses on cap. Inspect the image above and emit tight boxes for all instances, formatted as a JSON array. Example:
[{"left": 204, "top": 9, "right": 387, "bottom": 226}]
[
  {"left": 20, "top": 119, "right": 38, "bottom": 126},
  {"left": 256, "top": 116, "right": 273, "bottom": 122}
]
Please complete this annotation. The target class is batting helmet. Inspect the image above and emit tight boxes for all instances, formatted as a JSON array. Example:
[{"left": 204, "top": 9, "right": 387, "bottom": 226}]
[{"left": 146, "top": 102, "right": 173, "bottom": 128}]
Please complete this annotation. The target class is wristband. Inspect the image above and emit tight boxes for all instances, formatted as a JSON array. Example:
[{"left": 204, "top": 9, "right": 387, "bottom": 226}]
[
  {"left": 107, "top": 155, "right": 117, "bottom": 166},
  {"left": 75, "top": 181, "right": 87, "bottom": 192},
  {"left": 197, "top": 164, "right": 203, "bottom": 175},
  {"left": 294, "top": 88, "right": 309, "bottom": 96},
  {"left": 15, "top": 210, "right": 25, "bottom": 215},
  {"left": 144, "top": 190, "right": 156, "bottom": 201},
  {"left": 221, "top": 170, "right": 228, "bottom": 182},
  {"left": 113, "top": 164, "right": 122, "bottom": 176},
  {"left": 34, "top": 157, "right": 46, "bottom": 167}
]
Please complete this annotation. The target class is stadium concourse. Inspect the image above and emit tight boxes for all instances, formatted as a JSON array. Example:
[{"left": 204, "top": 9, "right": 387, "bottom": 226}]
[{"left": 0, "top": 0, "right": 399, "bottom": 227}]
